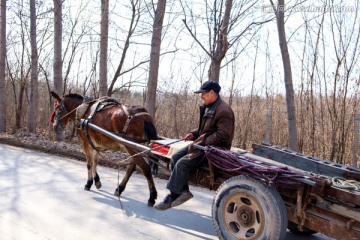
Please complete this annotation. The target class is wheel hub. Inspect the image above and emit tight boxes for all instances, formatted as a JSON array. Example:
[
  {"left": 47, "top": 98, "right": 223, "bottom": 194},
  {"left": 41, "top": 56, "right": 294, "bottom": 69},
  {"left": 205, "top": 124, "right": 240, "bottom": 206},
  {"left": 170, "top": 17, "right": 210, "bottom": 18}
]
[{"left": 237, "top": 205, "right": 255, "bottom": 226}]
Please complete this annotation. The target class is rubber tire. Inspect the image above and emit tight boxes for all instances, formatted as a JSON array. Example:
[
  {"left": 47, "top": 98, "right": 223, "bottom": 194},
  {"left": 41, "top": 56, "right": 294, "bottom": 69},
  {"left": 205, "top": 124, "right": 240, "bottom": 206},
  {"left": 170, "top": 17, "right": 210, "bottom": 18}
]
[
  {"left": 287, "top": 221, "right": 317, "bottom": 236},
  {"left": 212, "top": 175, "right": 288, "bottom": 240}
]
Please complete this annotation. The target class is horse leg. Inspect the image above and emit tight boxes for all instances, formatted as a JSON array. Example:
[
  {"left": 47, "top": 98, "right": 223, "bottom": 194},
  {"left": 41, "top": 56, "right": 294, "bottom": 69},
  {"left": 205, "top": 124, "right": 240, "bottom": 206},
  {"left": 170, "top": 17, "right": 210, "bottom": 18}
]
[
  {"left": 92, "top": 150, "right": 102, "bottom": 189},
  {"left": 136, "top": 156, "right": 158, "bottom": 206},
  {"left": 94, "top": 172, "right": 101, "bottom": 189},
  {"left": 151, "top": 160, "right": 159, "bottom": 176},
  {"left": 114, "top": 161, "right": 136, "bottom": 197},
  {"left": 84, "top": 162, "right": 93, "bottom": 190},
  {"left": 82, "top": 142, "right": 99, "bottom": 190},
  {"left": 130, "top": 150, "right": 157, "bottom": 207}
]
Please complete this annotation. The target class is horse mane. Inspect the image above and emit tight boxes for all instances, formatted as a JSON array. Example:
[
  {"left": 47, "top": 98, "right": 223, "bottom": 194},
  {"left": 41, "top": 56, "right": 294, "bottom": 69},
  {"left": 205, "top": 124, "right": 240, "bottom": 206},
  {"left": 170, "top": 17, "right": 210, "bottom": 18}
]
[{"left": 65, "top": 93, "right": 84, "bottom": 101}]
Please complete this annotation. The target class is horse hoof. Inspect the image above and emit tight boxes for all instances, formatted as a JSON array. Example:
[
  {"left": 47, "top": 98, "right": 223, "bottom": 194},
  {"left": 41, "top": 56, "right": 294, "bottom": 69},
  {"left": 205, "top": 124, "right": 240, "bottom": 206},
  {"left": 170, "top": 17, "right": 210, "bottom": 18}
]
[
  {"left": 114, "top": 185, "right": 125, "bottom": 197},
  {"left": 147, "top": 199, "right": 155, "bottom": 207},
  {"left": 114, "top": 189, "right": 120, "bottom": 197},
  {"left": 95, "top": 181, "right": 102, "bottom": 189},
  {"left": 84, "top": 180, "right": 93, "bottom": 190}
]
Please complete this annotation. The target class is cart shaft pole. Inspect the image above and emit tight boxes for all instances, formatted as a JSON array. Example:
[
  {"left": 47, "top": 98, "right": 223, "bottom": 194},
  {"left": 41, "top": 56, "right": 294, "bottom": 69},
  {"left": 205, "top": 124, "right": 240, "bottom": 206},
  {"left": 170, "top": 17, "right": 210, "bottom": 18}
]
[{"left": 80, "top": 119, "right": 150, "bottom": 152}]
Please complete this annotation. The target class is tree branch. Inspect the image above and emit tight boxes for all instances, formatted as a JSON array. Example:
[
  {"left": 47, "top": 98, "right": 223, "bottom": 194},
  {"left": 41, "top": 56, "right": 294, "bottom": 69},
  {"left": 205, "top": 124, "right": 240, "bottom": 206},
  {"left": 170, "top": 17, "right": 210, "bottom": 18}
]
[{"left": 182, "top": 18, "right": 211, "bottom": 57}]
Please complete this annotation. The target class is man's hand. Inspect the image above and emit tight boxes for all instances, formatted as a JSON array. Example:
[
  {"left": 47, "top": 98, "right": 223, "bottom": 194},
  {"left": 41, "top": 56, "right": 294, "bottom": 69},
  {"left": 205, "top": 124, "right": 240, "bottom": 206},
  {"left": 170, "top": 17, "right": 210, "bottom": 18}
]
[{"left": 183, "top": 133, "right": 195, "bottom": 141}]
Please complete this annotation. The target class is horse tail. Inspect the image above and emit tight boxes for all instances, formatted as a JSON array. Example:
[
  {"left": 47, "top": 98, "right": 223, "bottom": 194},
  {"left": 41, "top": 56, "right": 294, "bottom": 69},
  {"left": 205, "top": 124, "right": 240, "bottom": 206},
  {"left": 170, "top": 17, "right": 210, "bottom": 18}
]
[{"left": 144, "top": 120, "right": 159, "bottom": 143}]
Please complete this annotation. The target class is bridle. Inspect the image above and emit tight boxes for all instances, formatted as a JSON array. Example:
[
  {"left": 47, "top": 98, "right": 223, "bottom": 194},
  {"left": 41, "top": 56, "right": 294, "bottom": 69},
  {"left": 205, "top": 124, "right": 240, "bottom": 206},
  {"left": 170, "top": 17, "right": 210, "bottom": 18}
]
[
  {"left": 53, "top": 97, "right": 94, "bottom": 131},
  {"left": 53, "top": 99, "right": 68, "bottom": 130}
]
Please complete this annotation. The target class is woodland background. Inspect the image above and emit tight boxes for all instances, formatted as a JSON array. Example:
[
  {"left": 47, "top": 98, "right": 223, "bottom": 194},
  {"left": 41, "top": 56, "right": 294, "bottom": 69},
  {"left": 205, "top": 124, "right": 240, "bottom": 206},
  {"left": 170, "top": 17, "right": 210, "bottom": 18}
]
[{"left": 0, "top": 0, "right": 359, "bottom": 167}]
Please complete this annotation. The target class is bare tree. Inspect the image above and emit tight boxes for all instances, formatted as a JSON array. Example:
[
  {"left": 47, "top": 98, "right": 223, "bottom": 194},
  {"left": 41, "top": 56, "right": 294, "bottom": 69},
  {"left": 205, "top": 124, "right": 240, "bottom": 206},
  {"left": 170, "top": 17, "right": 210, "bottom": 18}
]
[
  {"left": 53, "top": 0, "right": 64, "bottom": 141},
  {"left": 62, "top": 3, "right": 90, "bottom": 93},
  {"left": 0, "top": 0, "right": 6, "bottom": 132},
  {"left": 181, "top": 0, "right": 267, "bottom": 83},
  {"left": 241, "top": 40, "right": 259, "bottom": 149},
  {"left": 207, "top": 0, "right": 232, "bottom": 82},
  {"left": 99, "top": 0, "right": 109, "bottom": 97},
  {"left": 181, "top": 0, "right": 233, "bottom": 83},
  {"left": 28, "top": 0, "right": 38, "bottom": 133},
  {"left": 107, "top": 0, "right": 141, "bottom": 96},
  {"left": 270, "top": 0, "right": 298, "bottom": 151},
  {"left": 326, "top": 1, "right": 360, "bottom": 163},
  {"left": 9, "top": 2, "right": 30, "bottom": 130},
  {"left": 145, "top": 0, "right": 167, "bottom": 118},
  {"left": 297, "top": 6, "right": 326, "bottom": 154}
]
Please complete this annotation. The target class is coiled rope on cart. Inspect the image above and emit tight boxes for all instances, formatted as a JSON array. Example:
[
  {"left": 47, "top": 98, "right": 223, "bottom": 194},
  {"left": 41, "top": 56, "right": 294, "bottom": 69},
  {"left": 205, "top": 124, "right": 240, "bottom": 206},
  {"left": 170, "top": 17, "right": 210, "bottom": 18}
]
[
  {"left": 204, "top": 146, "right": 305, "bottom": 189},
  {"left": 331, "top": 177, "right": 360, "bottom": 191}
]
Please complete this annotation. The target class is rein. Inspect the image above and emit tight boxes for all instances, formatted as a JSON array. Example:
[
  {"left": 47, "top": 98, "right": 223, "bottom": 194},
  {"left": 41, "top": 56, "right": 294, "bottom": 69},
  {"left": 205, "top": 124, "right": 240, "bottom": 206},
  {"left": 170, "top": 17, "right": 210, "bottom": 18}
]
[
  {"left": 59, "top": 99, "right": 97, "bottom": 122},
  {"left": 59, "top": 106, "right": 77, "bottom": 121}
]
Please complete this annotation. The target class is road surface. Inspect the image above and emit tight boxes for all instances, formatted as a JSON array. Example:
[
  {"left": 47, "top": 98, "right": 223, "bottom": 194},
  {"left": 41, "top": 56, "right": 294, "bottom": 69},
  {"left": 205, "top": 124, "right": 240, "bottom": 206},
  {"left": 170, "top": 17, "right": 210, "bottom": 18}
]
[{"left": 0, "top": 144, "right": 334, "bottom": 240}]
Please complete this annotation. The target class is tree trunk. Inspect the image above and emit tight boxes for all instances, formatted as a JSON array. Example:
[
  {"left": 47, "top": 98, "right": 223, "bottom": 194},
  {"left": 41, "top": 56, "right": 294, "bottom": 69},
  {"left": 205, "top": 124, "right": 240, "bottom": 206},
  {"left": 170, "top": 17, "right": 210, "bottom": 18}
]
[
  {"left": 28, "top": 0, "right": 38, "bottom": 133},
  {"left": 53, "top": 0, "right": 62, "bottom": 94},
  {"left": 352, "top": 114, "right": 360, "bottom": 168},
  {"left": 208, "top": 0, "right": 232, "bottom": 82},
  {"left": 0, "top": 0, "right": 6, "bottom": 132},
  {"left": 15, "top": 82, "right": 26, "bottom": 129},
  {"left": 265, "top": 107, "right": 273, "bottom": 143},
  {"left": 99, "top": 0, "right": 109, "bottom": 97},
  {"left": 53, "top": 0, "right": 64, "bottom": 141},
  {"left": 14, "top": 14, "right": 28, "bottom": 130},
  {"left": 145, "top": 0, "right": 166, "bottom": 118},
  {"left": 273, "top": 0, "right": 298, "bottom": 151},
  {"left": 107, "top": 0, "right": 138, "bottom": 96}
]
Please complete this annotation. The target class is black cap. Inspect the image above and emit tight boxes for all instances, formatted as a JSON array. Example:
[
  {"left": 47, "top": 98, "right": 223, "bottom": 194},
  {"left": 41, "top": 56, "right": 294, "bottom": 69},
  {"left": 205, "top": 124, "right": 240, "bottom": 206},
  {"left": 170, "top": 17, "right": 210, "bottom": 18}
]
[{"left": 194, "top": 80, "right": 221, "bottom": 93}]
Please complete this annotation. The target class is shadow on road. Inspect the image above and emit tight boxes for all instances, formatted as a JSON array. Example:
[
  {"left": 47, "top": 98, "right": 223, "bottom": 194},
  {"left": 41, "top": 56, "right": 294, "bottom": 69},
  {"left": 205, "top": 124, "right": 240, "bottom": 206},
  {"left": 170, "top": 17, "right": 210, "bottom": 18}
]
[
  {"left": 92, "top": 189, "right": 216, "bottom": 239},
  {"left": 91, "top": 189, "right": 333, "bottom": 240}
]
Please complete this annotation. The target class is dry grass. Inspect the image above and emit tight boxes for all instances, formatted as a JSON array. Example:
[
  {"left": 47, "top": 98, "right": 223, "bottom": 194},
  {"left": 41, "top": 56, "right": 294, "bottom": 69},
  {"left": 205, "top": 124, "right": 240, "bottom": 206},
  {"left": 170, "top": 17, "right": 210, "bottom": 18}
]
[{"left": 3, "top": 85, "right": 359, "bottom": 167}]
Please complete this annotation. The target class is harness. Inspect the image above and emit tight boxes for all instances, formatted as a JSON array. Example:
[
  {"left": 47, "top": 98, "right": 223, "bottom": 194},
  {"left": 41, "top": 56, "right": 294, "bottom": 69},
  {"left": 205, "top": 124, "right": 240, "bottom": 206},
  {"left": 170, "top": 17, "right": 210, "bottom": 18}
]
[
  {"left": 77, "top": 97, "right": 151, "bottom": 151},
  {"left": 121, "top": 105, "right": 150, "bottom": 134}
]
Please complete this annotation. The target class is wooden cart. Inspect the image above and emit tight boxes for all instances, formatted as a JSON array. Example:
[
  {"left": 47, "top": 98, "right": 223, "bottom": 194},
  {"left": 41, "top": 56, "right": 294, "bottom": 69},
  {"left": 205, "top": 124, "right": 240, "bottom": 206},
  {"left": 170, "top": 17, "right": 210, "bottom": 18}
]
[{"left": 82, "top": 121, "right": 360, "bottom": 240}]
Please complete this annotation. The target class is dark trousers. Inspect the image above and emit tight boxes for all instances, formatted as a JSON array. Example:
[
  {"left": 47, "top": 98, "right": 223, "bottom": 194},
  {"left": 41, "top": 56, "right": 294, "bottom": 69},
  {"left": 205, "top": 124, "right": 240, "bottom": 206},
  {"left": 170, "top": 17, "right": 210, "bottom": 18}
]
[{"left": 166, "top": 146, "right": 205, "bottom": 194}]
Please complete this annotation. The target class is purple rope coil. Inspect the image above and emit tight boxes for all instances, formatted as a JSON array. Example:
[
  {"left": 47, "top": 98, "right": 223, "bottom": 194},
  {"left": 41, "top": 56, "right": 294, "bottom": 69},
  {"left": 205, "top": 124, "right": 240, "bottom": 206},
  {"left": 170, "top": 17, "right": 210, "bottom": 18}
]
[{"left": 204, "top": 146, "right": 304, "bottom": 189}]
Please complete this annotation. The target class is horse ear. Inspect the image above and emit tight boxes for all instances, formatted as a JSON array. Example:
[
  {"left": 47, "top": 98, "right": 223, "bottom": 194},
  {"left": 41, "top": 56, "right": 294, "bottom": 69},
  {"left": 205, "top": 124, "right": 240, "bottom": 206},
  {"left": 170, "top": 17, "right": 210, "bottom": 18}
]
[{"left": 51, "top": 91, "right": 62, "bottom": 102}]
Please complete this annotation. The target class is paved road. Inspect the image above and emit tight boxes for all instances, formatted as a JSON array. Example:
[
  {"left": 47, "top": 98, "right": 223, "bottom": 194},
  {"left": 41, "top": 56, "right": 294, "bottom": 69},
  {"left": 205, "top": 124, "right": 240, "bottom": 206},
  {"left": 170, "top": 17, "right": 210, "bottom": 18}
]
[{"left": 0, "top": 144, "right": 334, "bottom": 240}]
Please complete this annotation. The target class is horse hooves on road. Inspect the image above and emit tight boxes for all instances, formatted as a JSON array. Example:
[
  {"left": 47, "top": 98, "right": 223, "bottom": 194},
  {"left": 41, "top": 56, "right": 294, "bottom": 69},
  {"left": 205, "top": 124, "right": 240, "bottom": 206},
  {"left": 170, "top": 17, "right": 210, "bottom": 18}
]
[
  {"left": 114, "top": 185, "right": 125, "bottom": 197},
  {"left": 114, "top": 189, "right": 120, "bottom": 197},
  {"left": 147, "top": 200, "right": 155, "bottom": 207},
  {"left": 95, "top": 181, "right": 102, "bottom": 189}
]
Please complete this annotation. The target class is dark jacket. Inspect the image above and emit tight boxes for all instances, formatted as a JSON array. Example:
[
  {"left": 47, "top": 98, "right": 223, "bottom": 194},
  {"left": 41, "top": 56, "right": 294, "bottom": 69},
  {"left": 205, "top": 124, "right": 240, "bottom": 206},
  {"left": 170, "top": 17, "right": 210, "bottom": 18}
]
[{"left": 189, "top": 97, "right": 235, "bottom": 158}]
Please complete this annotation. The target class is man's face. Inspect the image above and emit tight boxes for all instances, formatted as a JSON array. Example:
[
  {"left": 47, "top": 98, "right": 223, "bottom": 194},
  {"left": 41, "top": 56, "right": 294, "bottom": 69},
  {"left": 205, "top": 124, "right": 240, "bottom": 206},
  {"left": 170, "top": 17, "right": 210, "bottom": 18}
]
[{"left": 200, "top": 90, "right": 217, "bottom": 105}]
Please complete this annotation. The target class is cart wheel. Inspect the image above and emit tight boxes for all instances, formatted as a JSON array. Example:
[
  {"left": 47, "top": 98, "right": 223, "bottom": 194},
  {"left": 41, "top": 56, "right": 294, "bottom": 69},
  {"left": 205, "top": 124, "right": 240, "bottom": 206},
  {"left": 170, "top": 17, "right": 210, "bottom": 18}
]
[
  {"left": 287, "top": 221, "right": 317, "bottom": 236},
  {"left": 212, "top": 175, "right": 288, "bottom": 240}
]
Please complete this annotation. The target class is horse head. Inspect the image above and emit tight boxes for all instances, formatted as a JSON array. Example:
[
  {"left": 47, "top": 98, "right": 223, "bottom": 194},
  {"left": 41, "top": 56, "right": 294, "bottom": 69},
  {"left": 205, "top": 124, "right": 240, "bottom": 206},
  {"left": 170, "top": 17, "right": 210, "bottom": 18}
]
[{"left": 50, "top": 91, "right": 84, "bottom": 133}]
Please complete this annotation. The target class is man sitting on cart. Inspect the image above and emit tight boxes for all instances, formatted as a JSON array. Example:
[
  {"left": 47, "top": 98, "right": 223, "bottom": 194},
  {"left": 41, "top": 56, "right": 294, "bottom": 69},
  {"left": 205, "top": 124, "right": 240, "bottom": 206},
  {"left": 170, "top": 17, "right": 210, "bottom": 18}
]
[{"left": 154, "top": 80, "right": 235, "bottom": 210}]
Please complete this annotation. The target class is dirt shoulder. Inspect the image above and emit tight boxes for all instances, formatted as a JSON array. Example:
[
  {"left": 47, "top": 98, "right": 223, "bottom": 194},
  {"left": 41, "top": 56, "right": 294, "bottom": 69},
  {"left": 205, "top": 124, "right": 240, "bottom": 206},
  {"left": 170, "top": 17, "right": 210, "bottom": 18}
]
[
  {"left": 0, "top": 132, "right": 124, "bottom": 169},
  {"left": 0, "top": 132, "right": 170, "bottom": 179}
]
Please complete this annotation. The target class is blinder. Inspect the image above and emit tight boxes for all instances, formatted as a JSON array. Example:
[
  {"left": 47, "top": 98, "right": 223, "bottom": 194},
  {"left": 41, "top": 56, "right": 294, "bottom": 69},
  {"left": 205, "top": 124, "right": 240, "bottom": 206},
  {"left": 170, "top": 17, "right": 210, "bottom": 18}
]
[{"left": 53, "top": 99, "right": 68, "bottom": 131}]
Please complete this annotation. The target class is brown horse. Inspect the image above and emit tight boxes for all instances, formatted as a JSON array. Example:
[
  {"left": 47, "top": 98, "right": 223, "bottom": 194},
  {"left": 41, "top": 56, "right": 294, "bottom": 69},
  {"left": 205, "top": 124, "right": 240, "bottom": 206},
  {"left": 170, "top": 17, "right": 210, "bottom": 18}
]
[{"left": 50, "top": 91, "right": 159, "bottom": 206}]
